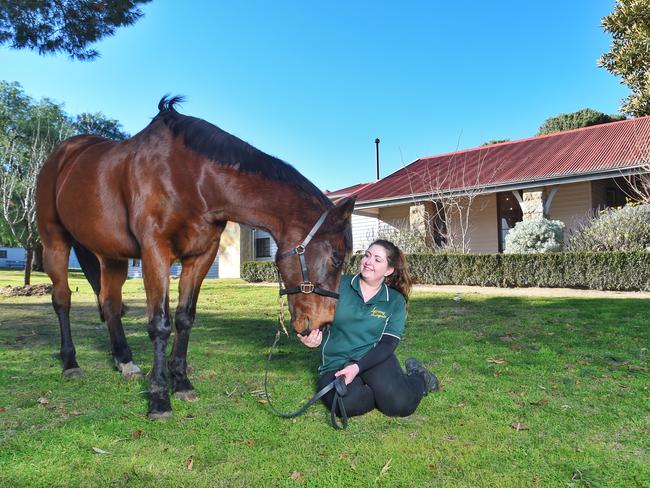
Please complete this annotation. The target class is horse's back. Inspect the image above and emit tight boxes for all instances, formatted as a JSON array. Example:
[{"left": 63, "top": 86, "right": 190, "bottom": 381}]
[
  {"left": 38, "top": 123, "right": 224, "bottom": 261},
  {"left": 37, "top": 135, "right": 140, "bottom": 258},
  {"left": 36, "top": 136, "right": 109, "bottom": 243}
]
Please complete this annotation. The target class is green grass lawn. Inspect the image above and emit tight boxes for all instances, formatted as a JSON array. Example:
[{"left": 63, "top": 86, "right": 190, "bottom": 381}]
[{"left": 0, "top": 270, "right": 648, "bottom": 487}]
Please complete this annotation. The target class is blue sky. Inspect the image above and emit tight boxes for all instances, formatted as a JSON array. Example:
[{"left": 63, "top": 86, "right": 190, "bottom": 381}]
[{"left": 1, "top": 0, "right": 628, "bottom": 192}]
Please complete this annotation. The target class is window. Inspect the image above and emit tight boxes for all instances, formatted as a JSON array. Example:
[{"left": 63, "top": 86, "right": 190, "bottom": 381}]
[
  {"left": 255, "top": 237, "right": 271, "bottom": 258},
  {"left": 606, "top": 187, "right": 626, "bottom": 208},
  {"left": 497, "top": 192, "right": 523, "bottom": 252},
  {"left": 0, "top": 250, "right": 7, "bottom": 259},
  {"left": 131, "top": 259, "right": 140, "bottom": 267}
]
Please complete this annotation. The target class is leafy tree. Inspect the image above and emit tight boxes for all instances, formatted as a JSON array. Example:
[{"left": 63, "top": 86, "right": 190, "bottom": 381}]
[
  {"left": 0, "top": 0, "right": 151, "bottom": 61},
  {"left": 599, "top": 0, "right": 650, "bottom": 116},
  {"left": 73, "top": 112, "right": 129, "bottom": 140},
  {"left": 0, "top": 81, "right": 129, "bottom": 284},
  {"left": 0, "top": 217, "right": 17, "bottom": 245},
  {"left": 0, "top": 84, "right": 71, "bottom": 283},
  {"left": 0, "top": 82, "right": 30, "bottom": 248},
  {"left": 537, "top": 108, "right": 626, "bottom": 136},
  {"left": 481, "top": 139, "right": 510, "bottom": 146}
]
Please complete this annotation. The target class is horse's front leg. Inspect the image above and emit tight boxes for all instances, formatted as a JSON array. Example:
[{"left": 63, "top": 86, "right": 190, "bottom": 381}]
[
  {"left": 169, "top": 238, "right": 222, "bottom": 401},
  {"left": 141, "top": 246, "right": 174, "bottom": 419}
]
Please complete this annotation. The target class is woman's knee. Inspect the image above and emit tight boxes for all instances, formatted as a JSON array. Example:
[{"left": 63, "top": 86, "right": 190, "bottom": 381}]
[{"left": 376, "top": 396, "right": 418, "bottom": 417}]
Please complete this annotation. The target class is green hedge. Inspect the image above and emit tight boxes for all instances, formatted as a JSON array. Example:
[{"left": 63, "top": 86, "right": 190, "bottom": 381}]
[
  {"left": 241, "top": 252, "right": 650, "bottom": 291},
  {"left": 241, "top": 261, "right": 279, "bottom": 283}
]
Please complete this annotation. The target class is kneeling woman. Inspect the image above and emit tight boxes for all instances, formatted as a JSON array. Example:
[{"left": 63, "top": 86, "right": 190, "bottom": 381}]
[{"left": 299, "top": 239, "right": 439, "bottom": 418}]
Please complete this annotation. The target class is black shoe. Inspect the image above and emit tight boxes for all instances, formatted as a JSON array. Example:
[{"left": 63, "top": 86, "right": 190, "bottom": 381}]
[{"left": 405, "top": 358, "right": 440, "bottom": 394}]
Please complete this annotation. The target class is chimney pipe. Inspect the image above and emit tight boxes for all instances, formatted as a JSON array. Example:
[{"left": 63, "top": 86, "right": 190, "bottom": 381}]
[{"left": 375, "top": 138, "right": 380, "bottom": 180}]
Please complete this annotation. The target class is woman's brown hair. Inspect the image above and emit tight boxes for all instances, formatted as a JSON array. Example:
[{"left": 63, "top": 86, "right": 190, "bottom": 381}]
[{"left": 370, "top": 239, "right": 412, "bottom": 301}]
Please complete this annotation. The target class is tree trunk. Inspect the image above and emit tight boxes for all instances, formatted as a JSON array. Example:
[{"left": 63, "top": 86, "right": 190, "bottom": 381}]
[
  {"left": 32, "top": 243, "right": 44, "bottom": 272},
  {"left": 24, "top": 248, "right": 33, "bottom": 286}
]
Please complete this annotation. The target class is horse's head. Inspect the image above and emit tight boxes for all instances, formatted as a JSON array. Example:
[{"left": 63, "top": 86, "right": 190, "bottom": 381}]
[{"left": 276, "top": 196, "right": 356, "bottom": 335}]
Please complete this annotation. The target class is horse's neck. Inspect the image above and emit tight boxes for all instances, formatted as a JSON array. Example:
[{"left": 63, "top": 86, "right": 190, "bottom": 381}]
[{"left": 205, "top": 171, "right": 328, "bottom": 250}]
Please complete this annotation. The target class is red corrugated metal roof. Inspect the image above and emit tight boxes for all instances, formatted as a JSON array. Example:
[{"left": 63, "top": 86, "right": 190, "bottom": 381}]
[
  {"left": 353, "top": 116, "right": 650, "bottom": 204},
  {"left": 324, "top": 182, "right": 374, "bottom": 200}
]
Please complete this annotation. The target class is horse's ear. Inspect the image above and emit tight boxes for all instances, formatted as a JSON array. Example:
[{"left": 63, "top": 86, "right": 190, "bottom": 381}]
[{"left": 331, "top": 196, "right": 356, "bottom": 223}]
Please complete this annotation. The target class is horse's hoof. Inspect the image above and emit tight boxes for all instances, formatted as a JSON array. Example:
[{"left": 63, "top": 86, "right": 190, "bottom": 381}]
[
  {"left": 174, "top": 390, "right": 198, "bottom": 402},
  {"left": 117, "top": 361, "right": 143, "bottom": 380},
  {"left": 63, "top": 368, "right": 83, "bottom": 379},
  {"left": 148, "top": 410, "right": 173, "bottom": 421}
]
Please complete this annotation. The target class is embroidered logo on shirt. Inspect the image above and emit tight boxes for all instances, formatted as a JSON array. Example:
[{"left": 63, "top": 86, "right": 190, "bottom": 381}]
[{"left": 370, "top": 306, "right": 387, "bottom": 319}]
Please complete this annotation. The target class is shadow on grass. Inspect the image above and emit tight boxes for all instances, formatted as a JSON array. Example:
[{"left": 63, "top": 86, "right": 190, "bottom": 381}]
[
  {"left": 1, "top": 292, "right": 647, "bottom": 391},
  {"left": 2, "top": 287, "right": 648, "bottom": 353},
  {"left": 0, "top": 299, "right": 321, "bottom": 377}
]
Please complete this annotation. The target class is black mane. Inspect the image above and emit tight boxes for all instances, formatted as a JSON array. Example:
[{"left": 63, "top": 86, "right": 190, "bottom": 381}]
[{"left": 153, "top": 96, "right": 331, "bottom": 207}]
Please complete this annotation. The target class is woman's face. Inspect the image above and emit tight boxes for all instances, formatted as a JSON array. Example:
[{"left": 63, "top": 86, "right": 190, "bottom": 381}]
[{"left": 360, "top": 244, "right": 394, "bottom": 284}]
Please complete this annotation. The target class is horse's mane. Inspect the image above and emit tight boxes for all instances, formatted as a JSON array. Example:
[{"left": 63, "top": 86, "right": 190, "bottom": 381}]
[{"left": 153, "top": 96, "right": 332, "bottom": 208}]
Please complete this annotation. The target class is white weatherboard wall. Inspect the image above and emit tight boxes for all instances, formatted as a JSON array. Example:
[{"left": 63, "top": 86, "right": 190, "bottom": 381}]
[
  {"left": 351, "top": 212, "right": 379, "bottom": 253},
  {"left": 446, "top": 194, "right": 499, "bottom": 253},
  {"left": 378, "top": 204, "right": 410, "bottom": 229},
  {"left": 547, "top": 181, "right": 592, "bottom": 235},
  {"left": 0, "top": 247, "right": 25, "bottom": 267},
  {"left": 127, "top": 259, "right": 218, "bottom": 279}
]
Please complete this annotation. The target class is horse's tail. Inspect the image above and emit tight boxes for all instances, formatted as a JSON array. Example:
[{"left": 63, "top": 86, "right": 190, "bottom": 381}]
[
  {"left": 72, "top": 243, "right": 129, "bottom": 322},
  {"left": 72, "top": 243, "right": 105, "bottom": 322},
  {"left": 73, "top": 243, "right": 101, "bottom": 295}
]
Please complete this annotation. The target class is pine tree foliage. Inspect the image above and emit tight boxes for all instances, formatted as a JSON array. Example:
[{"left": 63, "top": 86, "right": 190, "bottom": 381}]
[{"left": 0, "top": 0, "right": 151, "bottom": 60}]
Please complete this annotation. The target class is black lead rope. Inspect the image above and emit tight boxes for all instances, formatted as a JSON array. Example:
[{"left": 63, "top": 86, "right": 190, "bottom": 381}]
[
  {"left": 264, "top": 327, "right": 349, "bottom": 429},
  {"left": 265, "top": 208, "right": 348, "bottom": 428}
]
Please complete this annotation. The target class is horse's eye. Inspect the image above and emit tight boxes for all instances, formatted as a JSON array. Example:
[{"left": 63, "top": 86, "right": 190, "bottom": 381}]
[{"left": 331, "top": 252, "right": 342, "bottom": 269}]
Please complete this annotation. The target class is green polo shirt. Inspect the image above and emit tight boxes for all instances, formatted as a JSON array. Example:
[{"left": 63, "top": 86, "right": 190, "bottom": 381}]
[{"left": 319, "top": 274, "right": 407, "bottom": 374}]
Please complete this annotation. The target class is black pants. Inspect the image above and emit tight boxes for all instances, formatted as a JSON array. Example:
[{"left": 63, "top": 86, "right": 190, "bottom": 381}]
[{"left": 317, "top": 354, "right": 426, "bottom": 418}]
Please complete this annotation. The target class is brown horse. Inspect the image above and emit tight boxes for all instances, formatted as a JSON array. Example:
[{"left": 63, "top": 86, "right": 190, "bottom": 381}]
[{"left": 36, "top": 96, "right": 355, "bottom": 419}]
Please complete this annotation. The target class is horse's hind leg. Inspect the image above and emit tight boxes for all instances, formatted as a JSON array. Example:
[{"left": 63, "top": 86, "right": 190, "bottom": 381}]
[
  {"left": 98, "top": 257, "right": 142, "bottom": 379},
  {"left": 169, "top": 238, "right": 221, "bottom": 401},
  {"left": 42, "top": 229, "right": 81, "bottom": 379}
]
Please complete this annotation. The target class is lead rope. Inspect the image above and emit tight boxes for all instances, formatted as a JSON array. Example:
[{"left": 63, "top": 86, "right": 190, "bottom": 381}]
[{"left": 263, "top": 294, "right": 348, "bottom": 429}]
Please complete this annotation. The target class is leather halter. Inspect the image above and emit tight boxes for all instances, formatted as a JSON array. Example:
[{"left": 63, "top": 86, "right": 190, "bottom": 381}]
[
  {"left": 276, "top": 208, "right": 340, "bottom": 300},
  {"left": 266, "top": 209, "right": 349, "bottom": 428}
]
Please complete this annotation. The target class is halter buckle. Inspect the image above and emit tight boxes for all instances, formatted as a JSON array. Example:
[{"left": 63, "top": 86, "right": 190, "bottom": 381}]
[
  {"left": 300, "top": 282, "right": 315, "bottom": 294},
  {"left": 295, "top": 245, "right": 306, "bottom": 255}
]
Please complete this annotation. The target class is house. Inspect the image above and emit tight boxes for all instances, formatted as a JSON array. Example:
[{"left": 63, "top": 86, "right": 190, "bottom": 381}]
[
  {"left": 1, "top": 221, "right": 249, "bottom": 279},
  {"left": 6, "top": 117, "right": 647, "bottom": 279},
  {"left": 331, "top": 116, "right": 650, "bottom": 253},
  {"left": 0, "top": 246, "right": 26, "bottom": 269},
  {"left": 128, "top": 221, "right": 250, "bottom": 279}
]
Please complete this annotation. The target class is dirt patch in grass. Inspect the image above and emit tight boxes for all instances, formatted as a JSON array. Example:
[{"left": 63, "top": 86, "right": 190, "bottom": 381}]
[{"left": 0, "top": 284, "right": 52, "bottom": 297}]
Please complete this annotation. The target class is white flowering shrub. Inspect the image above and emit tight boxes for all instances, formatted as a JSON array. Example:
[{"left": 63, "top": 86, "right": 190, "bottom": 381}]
[
  {"left": 505, "top": 218, "right": 565, "bottom": 253},
  {"left": 567, "top": 204, "right": 650, "bottom": 252}
]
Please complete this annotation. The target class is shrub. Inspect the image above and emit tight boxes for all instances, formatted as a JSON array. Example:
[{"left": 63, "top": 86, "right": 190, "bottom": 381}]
[
  {"left": 568, "top": 204, "right": 650, "bottom": 252},
  {"left": 505, "top": 218, "right": 565, "bottom": 253},
  {"left": 242, "top": 252, "right": 650, "bottom": 291},
  {"left": 367, "top": 219, "right": 434, "bottom": 254},
  {"left": 241, "top": 261, "right": 277, "bottom": 283},
  {"left": 404, "top": 252, "right": 649, "bottom": 291}
]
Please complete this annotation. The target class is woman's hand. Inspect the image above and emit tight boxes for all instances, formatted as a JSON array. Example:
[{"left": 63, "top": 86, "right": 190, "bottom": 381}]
[
  {"left": 297, "top": 329, "right": 322, "bottom": 348},
  {"left": 335, "top": 363, "right": 360, "bottom": 385}
]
